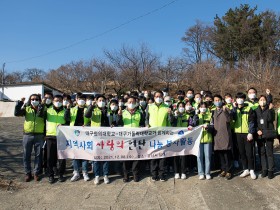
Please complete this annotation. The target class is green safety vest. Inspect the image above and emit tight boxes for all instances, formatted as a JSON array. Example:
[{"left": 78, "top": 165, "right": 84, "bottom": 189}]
[
  {"left": 23, "top": 106, "right": 44, "bottom": 134},
  {"left": 198, "top": 112, "right": 213, "bottom": 143},
  {"left": 148, "top": 103, "right": 169, "bottom": 127},
  {"left": 234, "top": 106, "right": 251, "bottom": 134},
  {"left": 90, "top": 107, "right": 103, "bottom": 127},
  {"left": 122, "top": 109, "right": 141, "bottom": 127},
  {"left": 245, "top": 101, "right": 259, "bottom": 110},
  {"left": 46, "top": 107, "right": 66, "bottom": 136},
  {"left": 277, "top": 109, "right": 280, "bottom": 135},
  {"left": 225, "top": 103, "right": 235, "bottom": 129},
  {"left": 69, "top": 106, "right": 90, "bottom": 126},
  {"left": 176, "top": 113, "right": 191, "bottom": 127}
]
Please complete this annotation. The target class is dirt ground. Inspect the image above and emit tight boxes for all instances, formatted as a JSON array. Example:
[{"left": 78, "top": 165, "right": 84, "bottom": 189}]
[{"left": 1, "top": 117, "right": 280, "bottom": 210}]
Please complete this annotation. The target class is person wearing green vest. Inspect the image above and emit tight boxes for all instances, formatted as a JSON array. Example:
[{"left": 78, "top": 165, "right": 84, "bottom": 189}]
[
  {"left": 45, "top": 95, "right": 68, "bottom": 184},
  {"left": 41, "top": 92, "right": 54, "bottom": 175},
  {"left": 145, "top": 90, "right": 173, "bottom": 182},
  {"left": 14, "top": 94, "right": 45, "bottom": 182},
  {"left": 173, "top": 102, "right": 195, "bottom": 180},
  {"left": 64, "top": 93, "right": 91, "bottom": 182},
  {"left": 117, "top": 96, "right": 145, "bottom": 182},
  {"left": 224, "top": 93, "right": 240, "bottom": 169},
  {"left": 195, "top": 102, "right": 213, "bottom": 180},
  {"left": 85, "top": 95, "right": 110, "bottom": 185},
  {"left": 232, "top": 92, "right": 257, "bottom": 180}
]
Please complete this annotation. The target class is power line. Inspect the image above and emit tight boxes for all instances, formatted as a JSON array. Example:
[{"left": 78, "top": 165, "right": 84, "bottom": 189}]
[{"left": 7, "top": 0, "right": 178, "bottom": 64}]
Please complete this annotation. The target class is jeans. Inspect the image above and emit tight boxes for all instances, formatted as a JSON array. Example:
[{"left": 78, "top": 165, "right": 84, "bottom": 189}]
[
  {"left": 23, "top": 134, "right": 44, "bottom": 175},
  {"left": 73, "top": 159, "right": 88, "bottom": 173},
  {"left": 257, "top": 138, "right": 274, "bottom": 171},
  {"left": 93, "top": 161, "right": 109, "bottom": 177},
  {"left": 197, "top": 143, "right": 212, "bottom": 176}
]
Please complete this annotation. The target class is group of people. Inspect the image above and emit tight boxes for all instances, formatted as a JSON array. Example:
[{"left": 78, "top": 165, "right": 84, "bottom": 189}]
[{"left": 14, "top": 87, "right": 280, "bottom": 184}]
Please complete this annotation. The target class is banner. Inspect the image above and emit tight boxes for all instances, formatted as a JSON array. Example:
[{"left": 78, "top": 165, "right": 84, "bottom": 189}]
[{"left": 57, "top": 125, "right": 203, "bottom": 161}]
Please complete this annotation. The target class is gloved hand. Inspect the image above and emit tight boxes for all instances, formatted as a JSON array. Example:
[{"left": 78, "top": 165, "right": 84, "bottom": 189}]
[{"left": 247, "top": 133, "right": 253, "bottom": 141}]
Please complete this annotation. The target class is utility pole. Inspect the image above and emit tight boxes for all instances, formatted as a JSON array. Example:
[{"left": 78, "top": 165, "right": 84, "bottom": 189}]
[{"left": 1, "top": 63, "right": 5, "bottom": 100}]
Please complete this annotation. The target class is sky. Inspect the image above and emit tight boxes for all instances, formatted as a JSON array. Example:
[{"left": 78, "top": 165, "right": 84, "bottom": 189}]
[{"left": 0, "top": 0, "right": 279, "bottom": 73}]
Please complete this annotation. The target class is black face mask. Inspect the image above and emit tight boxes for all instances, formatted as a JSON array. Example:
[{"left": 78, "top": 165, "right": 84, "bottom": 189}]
[
  {"left": 178, "top": 96, "right": 184, "bottom": 101},
  {"left": 205, "top": 101, "right": 212, "bottom": 106}
]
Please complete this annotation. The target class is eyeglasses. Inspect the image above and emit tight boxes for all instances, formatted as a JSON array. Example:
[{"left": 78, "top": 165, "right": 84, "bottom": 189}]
[{"left": 31, "top": 98, "right": 39, "bottom": 101}]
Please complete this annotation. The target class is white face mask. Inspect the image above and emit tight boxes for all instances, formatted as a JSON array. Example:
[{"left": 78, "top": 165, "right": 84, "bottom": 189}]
[
  {"left": 187, "top": 94, "right": 194, "bottom": 99},
  {"left": 98, "top": 101, "right": 105, "bottom": 108},
  {"left": 86, "top": 100, "right": 92, "bottom": 106},
  {"left": 119, "top": 102, "right": 124, "bottom": 107},
  {"left": 199, "top": 107, "right": 207, "bottom": 113},
  {"left": 259, "top": 101, "right": 266, "bottom": 107},
  {"left": 31, "top": 100, "right": 39, "bottom": 107},
  {"left": 178, "top": 107, "right": 185, "bottom": 113},
  {"left": 53, "top": 101, "right": 62, "bottom": 108},
  {"left": 225, "top": 98, "right": 232, "bottom": 104},
  {"left": 164, "top": 102, "right": 171, "bottom": 106},
  {"left": 155, "top": 97, "right": 163, "bottom": 104},
  {"left": 236, "top": 98, "right": 244, "bottom": 105},
  {"left": 77, "top": 99, "right": 85, "bottom": 106},
  {"left": 185, "top": 105, "right": 192, "bottom": 111},
  {"left": 144, "top": 94, "right": 149, "bottom": 98},
  {"left": 140, "top": 101, "right": 146, "bottom": 107},
  {"left": 127, "top": 103, "right": 136, "bottom": 109},
  {"left": 248, "top": 93, "right": 256, "bottom": 100},
  {"left": 110, "top": 105, "right": 118, "bottom": 111},
  {"left": 195, "top": 98, "right": 201, "bottom": 103},
  {"left": 45, "top": 99, "right": 52, "bottom": 105},
  {"left": 63, "top": 100, "right": 69, "bottom": 106}
]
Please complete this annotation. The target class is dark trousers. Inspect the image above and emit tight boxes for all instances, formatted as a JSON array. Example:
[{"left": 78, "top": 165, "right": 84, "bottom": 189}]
[
  {"left": 236, "top": 133, "right": 254, "bottom": 170},
  {"left": 46, "top": 137, "right": 66, "bottom": 177},
  {"left": 217, "top": 150, "right": 233, "bottom": 173},
  {"left": 42, "top": 140, "right": 48, "bottom": 169},
  {"left": 257, "top": 138, "right": 274, "bottom": 171},
  {"left": 150, "top": 158, "right": 165, "bottom": 177},
  {"left": 123, "top": 160, "right": 140, "bottom": 177},
  {"left": 231, "top": 131, "right": 239, "bottom": 161},
  {"left": 174, "top": 156, "right": 187, "bottom": 174}
]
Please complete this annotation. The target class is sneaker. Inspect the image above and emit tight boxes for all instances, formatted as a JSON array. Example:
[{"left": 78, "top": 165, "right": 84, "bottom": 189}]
[
  {"left": 225, "top": 173, "right": 232, "bottom": 180},
  {"left": 199, "top": 175, "right": 205, "bottom": 180},
  {"left": 49, "top": 176, "right": 55, "bottom": 184},
  {"left": 268, "top": 171, "right": 274, "bottom": 179},
  {"left": 123, "top": 177, "right": 129, "bottom": 183},
  {"left": 261, "top": 170, "right": 268, "bottom": 178},
  {"left": 240, "top": 169, "right": 250, "bottom": 178},
  {"left": 234, "top": 161, "right": 240, "bottom": 168},
  {"left": 250, "top": 170, "right": 256, "bottom": 180},
  {"left": 70, "top": 172, "right": 80, "bottom": 182},
  {"left": 25, "top": 173, "right": 32, "bottom": 182},
  {"left": 159, "top": 176, "right": 167, "bottom": 182},
  {"left": 206, "top": 174, "right": 211, "bottom": 180},
  {"left": 104, "top": 175, "right": 110, "bottom": 184},
  {"left": 34, "top": 174, "right": 40, "bottom": 182},
  {"left": 83, "top": 172, "right": 90, "bottom": 181},
  {"left": 58, "top": 175, "right": 65, "bottom": 182},
  {"left": 174, "top": 173, "right": 180, "bottom": 179},
  {"left": 94, "top": 176, "right": 100, "bottom": 185},
  {"left": 218, "top": 171, "right": 226, "bottom": 178},
  {"left": 181, "top": 173, "right": 187, "bottom": 180}
]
